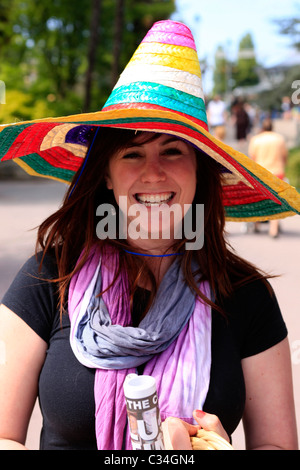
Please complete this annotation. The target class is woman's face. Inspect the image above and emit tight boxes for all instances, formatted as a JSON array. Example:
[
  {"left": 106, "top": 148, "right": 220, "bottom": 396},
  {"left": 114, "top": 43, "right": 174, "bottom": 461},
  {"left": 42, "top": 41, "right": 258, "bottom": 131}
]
[{"left": 106, "top": 132, "right": 197, "bottom": 245}]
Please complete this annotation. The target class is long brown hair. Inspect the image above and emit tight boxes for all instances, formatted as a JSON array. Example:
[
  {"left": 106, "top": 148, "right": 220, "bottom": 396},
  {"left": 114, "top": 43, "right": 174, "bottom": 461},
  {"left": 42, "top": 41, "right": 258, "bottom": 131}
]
[{"left": 36, "top": 127, "right": 271, "bottom": 317}]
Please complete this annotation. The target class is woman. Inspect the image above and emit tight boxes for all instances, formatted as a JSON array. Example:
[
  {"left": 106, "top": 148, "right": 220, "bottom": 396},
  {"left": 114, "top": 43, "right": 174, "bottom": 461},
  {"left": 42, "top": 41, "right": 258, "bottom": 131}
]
[
  {"left": 232, "top": 98, "right": 250, "bottom": 145},
  {"left": 0, "top": 20, "right": 299, "bottom": 450}
]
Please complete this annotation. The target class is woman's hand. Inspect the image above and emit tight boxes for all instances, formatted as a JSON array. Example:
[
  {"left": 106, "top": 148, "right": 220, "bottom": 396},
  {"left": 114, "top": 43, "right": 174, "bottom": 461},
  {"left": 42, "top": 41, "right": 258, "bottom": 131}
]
[
  {"left": 192, "top": 409, "right": 229, "bottom": 441},
  {"left": 162, "top": 410, "right": 230, "bottom": 450}
]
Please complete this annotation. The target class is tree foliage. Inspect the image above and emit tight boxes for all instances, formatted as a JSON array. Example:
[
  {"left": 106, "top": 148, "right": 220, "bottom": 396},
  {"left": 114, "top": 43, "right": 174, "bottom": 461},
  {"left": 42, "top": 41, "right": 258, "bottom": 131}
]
[
  {"left": 233, "top": 33, "right": 259, "bottom": 88},
  {"left": 212, "top": 46, "right": 230, "bottom": 95},
  {"left": 257, "top": 65, "right": 300, "bottom": 113},
  {"left": 0, "top": 0, "right": 175, "bottom": 123},
  {"left": 274, "top": 14, "right": 300, "bottom": 50},
  {"left": 212, "top": 32, "right": 259, "bottom": 96},
  {"left": 258, "top": 9, "right": 300, "bottom": 112}
]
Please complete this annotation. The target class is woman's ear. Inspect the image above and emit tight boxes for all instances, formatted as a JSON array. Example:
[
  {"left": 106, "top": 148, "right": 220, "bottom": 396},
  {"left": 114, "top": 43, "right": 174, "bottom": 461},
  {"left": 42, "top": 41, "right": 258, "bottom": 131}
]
[{"left": 105, "top": 173, "right": 113, "bottom": 190}]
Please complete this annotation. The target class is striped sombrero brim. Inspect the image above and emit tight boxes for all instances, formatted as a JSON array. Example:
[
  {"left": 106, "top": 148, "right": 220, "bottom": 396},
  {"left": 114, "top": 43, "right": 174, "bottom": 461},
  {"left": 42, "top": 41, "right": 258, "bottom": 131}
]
[{"left": 1, "top": 107, "right": 299, "bottom": 222}]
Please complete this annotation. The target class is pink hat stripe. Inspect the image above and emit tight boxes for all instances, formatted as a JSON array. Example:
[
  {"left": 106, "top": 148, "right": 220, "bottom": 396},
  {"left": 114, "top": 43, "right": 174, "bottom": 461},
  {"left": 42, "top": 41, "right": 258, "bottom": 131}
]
[
  {"left": 145, "top": 20, "right": 195, "bottom": 38},
  {"left": 142, "top": 30, "right": 196, "bottom": 50}
]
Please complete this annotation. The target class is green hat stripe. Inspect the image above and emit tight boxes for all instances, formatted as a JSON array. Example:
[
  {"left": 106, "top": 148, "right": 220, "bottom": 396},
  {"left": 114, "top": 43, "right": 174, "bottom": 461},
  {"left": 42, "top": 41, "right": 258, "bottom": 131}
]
[
  {"left": 20, "top": 153, "right": 75, "bottom": 180},
  {"left": 103, "top": 82, "right": 208, "bottom": 124}
]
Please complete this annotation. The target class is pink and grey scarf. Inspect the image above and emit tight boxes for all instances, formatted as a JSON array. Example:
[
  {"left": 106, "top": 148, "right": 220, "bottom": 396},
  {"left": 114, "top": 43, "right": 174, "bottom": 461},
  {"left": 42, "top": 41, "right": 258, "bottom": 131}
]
[{"left": 68, "top": 246, "right": 212, "bottom": 450}]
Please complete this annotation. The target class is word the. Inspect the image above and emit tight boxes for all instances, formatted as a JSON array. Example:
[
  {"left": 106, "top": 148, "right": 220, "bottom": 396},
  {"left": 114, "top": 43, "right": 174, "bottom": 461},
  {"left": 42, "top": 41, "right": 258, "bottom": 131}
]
[{"left": 126, "top": 395, "right": 157, "bottom": 411}]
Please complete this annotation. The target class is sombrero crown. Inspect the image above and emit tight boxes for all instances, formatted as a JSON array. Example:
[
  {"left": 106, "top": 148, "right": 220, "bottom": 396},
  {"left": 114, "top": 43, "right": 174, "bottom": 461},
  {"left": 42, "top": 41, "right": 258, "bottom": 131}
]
[
  {"left": 102, "top": 21, "right": 208, "bottom": 129},
  {"left": 0, "top": 20, "right": 300, "bottom": 222}
]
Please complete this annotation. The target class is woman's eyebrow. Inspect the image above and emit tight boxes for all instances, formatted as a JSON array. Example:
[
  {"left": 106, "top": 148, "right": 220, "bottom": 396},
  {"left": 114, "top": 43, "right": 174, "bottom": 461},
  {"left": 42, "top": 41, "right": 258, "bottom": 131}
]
[
  {"left": 128, "top": 136, "right": 181, "bottom": 148},
  {"left": 161, "top": 136, "right": 181, "bottom": 145}
]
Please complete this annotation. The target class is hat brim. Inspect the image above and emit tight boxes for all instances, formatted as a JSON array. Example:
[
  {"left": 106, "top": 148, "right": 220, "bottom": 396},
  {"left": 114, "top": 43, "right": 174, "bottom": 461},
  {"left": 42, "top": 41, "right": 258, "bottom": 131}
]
[{"left": 1, "top": 107, "right": 300, "bottom": 222}]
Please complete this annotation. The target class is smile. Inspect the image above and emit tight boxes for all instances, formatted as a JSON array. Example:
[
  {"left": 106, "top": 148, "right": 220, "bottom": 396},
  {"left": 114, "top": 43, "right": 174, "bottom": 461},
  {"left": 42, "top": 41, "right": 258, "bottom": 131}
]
[{"left": 134, "top": 192, "right": 175, "bottom": 206}]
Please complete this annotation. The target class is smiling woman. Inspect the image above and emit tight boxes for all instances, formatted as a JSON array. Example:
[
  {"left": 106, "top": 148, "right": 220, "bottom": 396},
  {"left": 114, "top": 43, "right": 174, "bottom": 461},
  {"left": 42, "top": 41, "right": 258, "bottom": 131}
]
[
  {"left": 0, "top": 20, "right": 299, "bottom": 451},
  {"left": 105, "top": 132, "right": 197, "bottom": 251}
]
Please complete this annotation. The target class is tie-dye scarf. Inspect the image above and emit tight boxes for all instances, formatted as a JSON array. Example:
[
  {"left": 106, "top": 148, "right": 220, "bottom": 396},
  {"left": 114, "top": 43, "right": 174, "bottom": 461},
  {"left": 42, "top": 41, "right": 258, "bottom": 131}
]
[{"left": 68, "top": 246, "right": 212, "bottom": 450}]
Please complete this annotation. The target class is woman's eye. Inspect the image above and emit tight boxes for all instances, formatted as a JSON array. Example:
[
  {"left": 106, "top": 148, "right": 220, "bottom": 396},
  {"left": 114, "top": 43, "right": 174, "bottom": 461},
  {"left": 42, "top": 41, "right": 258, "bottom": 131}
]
[
  {"left": 122, "top": 152, "right": 142, "bottom": 159},
  {"left": 163, "top": 147, "right": 182, "bottom": 156}
]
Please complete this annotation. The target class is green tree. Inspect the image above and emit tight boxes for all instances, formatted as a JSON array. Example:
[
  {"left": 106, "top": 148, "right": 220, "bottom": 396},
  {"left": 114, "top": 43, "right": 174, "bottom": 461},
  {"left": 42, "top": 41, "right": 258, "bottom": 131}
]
[
  {"left": 274, "top": 12, "right": 300, "bottom": 50},
  {"left": 0, "top": 0, "right": 175, "bottom": 123},
  {"left": 257, "top": 65, "right": 300, "bottom": 113},
  {"left": 212, "top": 46, "right": 230, "bottom": 95},
  {"left": 83, "top": 0, "right": 102, "bottom": 112},
  {"left": 233, "top": 33, "right": 259, "bottom": 88},
  {"left": 0, "top": 0, "right": 14, "bottom": 50},
  {"left": 88, "top": 0, "right": 176, "bottom": 111},
  {"left": 11, "top": 0, "right": 91, "bottom": 98},
  {"left": 111, "top": 0, "right": 125, "bottom": 88}
]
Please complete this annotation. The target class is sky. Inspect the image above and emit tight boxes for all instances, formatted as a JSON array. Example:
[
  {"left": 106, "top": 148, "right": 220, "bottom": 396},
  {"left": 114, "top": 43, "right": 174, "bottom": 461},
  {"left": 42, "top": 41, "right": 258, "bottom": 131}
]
[{"left": 172, "top": 0, "right": 300, "bottom": 92}]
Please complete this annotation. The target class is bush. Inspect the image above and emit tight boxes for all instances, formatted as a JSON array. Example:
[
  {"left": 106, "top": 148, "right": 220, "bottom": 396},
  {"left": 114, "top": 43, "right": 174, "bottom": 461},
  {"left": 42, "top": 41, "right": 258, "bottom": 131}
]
[{"left": 0, "top": 89, "right": 55, "bottom": 124}]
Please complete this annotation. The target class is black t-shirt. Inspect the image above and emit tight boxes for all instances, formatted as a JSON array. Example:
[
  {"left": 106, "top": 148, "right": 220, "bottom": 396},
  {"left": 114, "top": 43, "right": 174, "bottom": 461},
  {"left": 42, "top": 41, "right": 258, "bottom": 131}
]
[{"left": 2, "top": 252, "right": 287, "bottom": 450}]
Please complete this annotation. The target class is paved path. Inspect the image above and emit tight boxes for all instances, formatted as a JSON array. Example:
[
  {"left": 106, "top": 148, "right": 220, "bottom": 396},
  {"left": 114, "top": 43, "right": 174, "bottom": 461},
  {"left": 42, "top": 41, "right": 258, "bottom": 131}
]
[{"left": 0, "top": 179, "right": 299, "bottom": 450}]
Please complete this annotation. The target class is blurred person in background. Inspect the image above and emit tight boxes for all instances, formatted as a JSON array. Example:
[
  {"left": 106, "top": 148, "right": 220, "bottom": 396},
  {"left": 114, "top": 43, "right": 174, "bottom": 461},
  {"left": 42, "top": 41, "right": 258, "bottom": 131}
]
[
  {"left": 231, "top": 98, "right": 250, "bottom": 148},
  {"left": 248, "top": 118, "right": 288, "bottom": 238},
  {"left": 207, "top": 95, "right": 227, "bottom": 141},
  {"left": 281, "top": 96, "right": 292, "bottom": 120}
]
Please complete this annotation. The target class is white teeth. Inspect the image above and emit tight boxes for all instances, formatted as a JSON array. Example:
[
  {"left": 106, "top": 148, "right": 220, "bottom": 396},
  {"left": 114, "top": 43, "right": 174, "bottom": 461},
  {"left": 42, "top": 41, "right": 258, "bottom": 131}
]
[{"left": 136, "top": 192, "right": 174, "bottom": 205}]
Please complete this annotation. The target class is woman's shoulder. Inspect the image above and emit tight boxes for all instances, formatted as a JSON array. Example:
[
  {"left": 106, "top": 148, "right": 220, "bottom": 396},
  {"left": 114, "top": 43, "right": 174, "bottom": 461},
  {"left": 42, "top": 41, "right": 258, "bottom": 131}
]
[
  {"left": 23, "top": 249, "right": 58, "bottom": 277},
  {"left": 232, "top": 276, "right": 275, "bottom": 302},
  {"left": 220, "top": 275, "right": 281, "bottom": 322},
  {"left": 217, "top": 273, "right": 274, "bottom": 306},
  {"left": 1, "top": 249, "right": 60, "bottom": 343},
  {"left": 219, "top": 276, "right": 287, "bottom": 358}
]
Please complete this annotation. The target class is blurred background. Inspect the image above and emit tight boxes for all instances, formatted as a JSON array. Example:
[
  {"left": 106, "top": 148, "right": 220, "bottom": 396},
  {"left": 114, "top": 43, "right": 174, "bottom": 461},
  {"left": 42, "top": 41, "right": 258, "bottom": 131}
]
[
  {"left": 0, "top": 0, "right": 300, "bottom": 450},
  {"left": 1, "top": 0, "right": 300, "bottom": 185}
]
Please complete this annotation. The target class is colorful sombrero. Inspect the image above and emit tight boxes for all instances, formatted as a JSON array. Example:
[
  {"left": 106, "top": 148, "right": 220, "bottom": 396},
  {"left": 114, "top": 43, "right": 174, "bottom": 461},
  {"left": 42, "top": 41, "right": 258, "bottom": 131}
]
[{"left": 0, "top": 20, "right": 300, "bottom": 222}]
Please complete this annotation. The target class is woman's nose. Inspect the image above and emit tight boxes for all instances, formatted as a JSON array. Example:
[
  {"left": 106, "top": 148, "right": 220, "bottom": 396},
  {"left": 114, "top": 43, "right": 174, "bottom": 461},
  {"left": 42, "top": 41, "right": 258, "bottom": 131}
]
[{"left": 140, "top": 156, "right": 166, "bottom": 184}]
